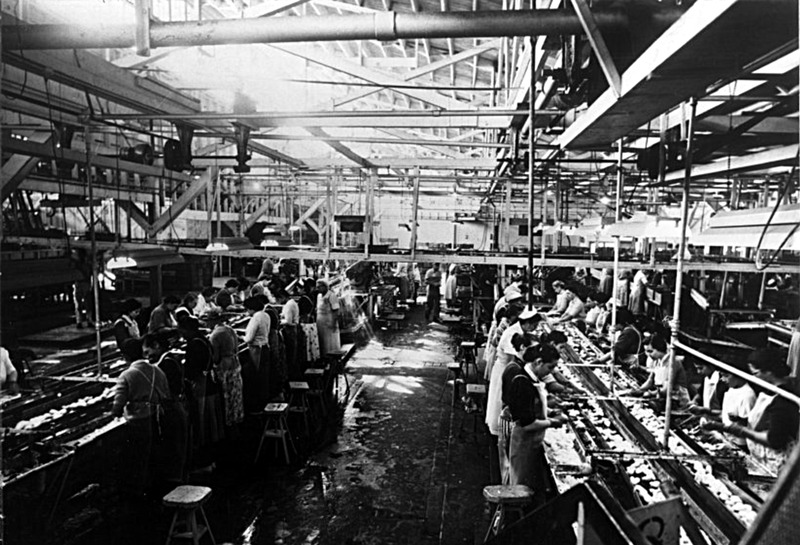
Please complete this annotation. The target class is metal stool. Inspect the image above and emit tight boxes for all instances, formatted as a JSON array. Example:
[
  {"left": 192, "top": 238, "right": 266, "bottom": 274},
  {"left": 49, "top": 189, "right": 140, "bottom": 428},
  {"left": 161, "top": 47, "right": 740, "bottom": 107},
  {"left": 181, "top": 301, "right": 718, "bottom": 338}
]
[
  {"left": 288, "top": 381, "right": 312, "bottom": 434},
  {"left": 482, "top": 484, "right": 534, "bottom": 542},
  {"left": 459, "top": 341, "right": 479, "bottom": 379},
  {"left": 439, "top": 362, "right": 464, "bottom": 407},
  {"left": 254, "top": 403, "right": 295, "bottom": 464},
  {"left": 163, "top": 485, "right": 216, "bottom": 545}
]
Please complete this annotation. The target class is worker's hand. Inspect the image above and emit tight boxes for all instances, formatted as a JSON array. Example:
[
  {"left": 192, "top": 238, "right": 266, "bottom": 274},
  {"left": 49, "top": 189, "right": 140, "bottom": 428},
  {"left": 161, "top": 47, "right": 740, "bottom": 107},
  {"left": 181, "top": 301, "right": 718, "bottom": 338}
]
[
  {"left": 687, "top": 404, "right": 710, "bottom": 415},
  {"left": 7, "top": 381, "right": 19, "bottom": 395},
  {"left": 700, "top": 420, "right": 725, "bottom": 432},
  {"left": 549, "top": 414, "right": 569, "bottom": 427}
]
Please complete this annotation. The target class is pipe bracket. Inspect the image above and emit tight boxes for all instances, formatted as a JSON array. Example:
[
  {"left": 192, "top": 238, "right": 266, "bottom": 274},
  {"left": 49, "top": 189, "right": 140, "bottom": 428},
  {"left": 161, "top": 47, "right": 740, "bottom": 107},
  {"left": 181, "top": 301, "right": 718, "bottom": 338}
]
[{"left": 373, "top": 12, "right": 397, "bottom": 42}]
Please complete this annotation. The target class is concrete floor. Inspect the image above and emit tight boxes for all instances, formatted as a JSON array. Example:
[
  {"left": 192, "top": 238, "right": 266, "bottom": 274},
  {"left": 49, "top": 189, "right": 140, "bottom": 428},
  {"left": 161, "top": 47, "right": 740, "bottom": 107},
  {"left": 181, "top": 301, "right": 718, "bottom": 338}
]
[{"left": 74, "top": 303, "right": 493, "bottom": 545}]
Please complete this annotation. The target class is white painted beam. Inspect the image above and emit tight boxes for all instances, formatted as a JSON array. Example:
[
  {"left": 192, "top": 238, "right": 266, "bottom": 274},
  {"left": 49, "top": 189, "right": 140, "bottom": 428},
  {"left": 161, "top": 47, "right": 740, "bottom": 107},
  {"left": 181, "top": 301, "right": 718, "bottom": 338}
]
[{"left": 662, "top": 144, "right": 800, "bottom": 184}]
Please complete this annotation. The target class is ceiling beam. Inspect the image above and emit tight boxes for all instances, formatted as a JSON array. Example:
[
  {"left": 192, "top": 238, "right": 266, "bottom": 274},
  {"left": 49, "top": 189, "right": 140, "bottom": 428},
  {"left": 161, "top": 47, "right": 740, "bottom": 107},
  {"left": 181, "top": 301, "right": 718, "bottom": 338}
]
[
  {"left": 1, "top": 133, "right": 53, "bottom": 201},
  {"left": 117, "top": 200, "right": 153, "bottom": 232},
  {"left": 2, "top": 132, "right": 195, "bottom": 182},
  {"left": 20, "top": 175, "right": 157, "bottom": 202},
  {"left": 302, "top": 126, "right": 376, "bottom": 168},
  {"left": 149, "top": 168, "right": 218, "bottom": 236},
  {"left": 2, "top": 17, "right": 304, "bottom": 168},
  {"left": 570, "top": 0, "right": 621, "bottom": 97},
  {"left": 194, "top": 156, "right": 499, "bottom": 169},
  {"left": 555, "top": 0, "right": 797, "bottom": 150},
  {"left": 333, "top": 39, "right": 500, "bottom": 107},
  {"left": 662, "top": 144, "right": 799, "bottom": 184}
]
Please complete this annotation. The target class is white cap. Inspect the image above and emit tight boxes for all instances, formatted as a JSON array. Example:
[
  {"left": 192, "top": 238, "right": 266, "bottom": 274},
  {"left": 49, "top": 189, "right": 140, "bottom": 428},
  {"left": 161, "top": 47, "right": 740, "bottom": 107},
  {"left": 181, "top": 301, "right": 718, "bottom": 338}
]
[{"left": 519, "top": 308, "right": 540, "bottom": 321}]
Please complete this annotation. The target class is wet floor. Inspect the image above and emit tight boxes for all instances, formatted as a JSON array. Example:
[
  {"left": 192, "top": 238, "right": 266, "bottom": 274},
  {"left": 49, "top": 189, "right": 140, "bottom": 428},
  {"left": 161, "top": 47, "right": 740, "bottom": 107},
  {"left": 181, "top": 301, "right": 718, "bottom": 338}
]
[
  {"left": 233, "top": 308, "right": 492, "bottom": 545},
  {"left": 68, "top": 303, "right": 492, "bottom": 545}
]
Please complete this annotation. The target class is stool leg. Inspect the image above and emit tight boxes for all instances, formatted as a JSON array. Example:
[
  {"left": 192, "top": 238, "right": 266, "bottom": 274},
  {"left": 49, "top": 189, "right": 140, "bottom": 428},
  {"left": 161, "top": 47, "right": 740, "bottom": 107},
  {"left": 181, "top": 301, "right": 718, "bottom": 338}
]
[
  {"left": 189, "top": 510, "right": 200, "bottom": 545},
  {"left": 165, "top": 512, "right": 179, "bottom": 545},
  {"left": 484, "top": 505, "right": 500, "bottom": 543},
  {"left": 283, "top": 416, "right": 297, "bottom": 455},
  {"left": 495, "top": 505, "right": 506, "bottom": 537},
  {"left": 254, "top": 418, "right": 269, "bottom": 464},
  {"left": 280, "top": 430, "right": 291, "bottom": 464},
  {"left": 200, "top": 506, "right": 217, "bottom": 545},
  {"left": 302, "top": 396, "right": 310, "bottom": 432}
]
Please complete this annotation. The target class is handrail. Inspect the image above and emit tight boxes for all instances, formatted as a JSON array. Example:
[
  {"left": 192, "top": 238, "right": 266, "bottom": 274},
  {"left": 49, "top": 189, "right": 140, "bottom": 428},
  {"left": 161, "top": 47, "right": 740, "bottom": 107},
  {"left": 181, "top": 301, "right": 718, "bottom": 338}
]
[{"left": 674, "top": 340, "right": 800, "bottom": 408}]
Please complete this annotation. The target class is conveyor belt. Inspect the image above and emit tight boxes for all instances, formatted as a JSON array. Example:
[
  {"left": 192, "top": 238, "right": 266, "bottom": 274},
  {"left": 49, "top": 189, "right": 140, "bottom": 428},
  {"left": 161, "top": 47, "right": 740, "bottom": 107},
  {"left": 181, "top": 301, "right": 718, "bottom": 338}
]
[{"left": 553, "top": 322, "right": 757, "bottom": 543}]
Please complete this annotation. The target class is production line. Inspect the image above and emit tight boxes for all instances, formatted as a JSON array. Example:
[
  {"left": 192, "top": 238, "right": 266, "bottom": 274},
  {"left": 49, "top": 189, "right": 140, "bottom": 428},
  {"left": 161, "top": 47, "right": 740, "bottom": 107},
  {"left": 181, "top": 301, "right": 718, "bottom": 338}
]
[{"left": 535, "top": 319, "right": 778, "bottom": 540}]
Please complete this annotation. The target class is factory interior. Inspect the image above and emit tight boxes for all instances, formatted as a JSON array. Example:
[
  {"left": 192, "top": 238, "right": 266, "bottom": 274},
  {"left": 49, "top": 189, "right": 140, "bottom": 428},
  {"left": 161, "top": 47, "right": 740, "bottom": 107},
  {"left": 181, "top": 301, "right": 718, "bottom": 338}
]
[{"left": 2, "top": 0, "right": 800, "bottom": 544}]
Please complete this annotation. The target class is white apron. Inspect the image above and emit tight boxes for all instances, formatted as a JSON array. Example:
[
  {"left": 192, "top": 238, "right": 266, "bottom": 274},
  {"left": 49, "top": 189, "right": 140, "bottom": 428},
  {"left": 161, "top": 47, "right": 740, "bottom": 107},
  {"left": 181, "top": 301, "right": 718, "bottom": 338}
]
[{"left": 747, "top": 392, "right": 787, "bottom": 473}]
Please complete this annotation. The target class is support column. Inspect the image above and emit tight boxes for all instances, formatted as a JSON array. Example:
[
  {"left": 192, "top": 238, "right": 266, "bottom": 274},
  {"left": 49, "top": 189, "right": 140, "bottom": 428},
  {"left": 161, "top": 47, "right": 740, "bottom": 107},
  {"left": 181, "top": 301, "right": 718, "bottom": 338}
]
[
  {"left": 527, "top": 35, "right": 535, "bottom": 308},
  {"left": 365, "top": 169, "right": 376, "bottom": 258},
  {"left": 504, "top": 177, "right": 512, "bottom": 252},
  {"left": 326, "top": 174, "right": 333, "bottom": 262},
  {"left": 410, "top": 167, "right": 421, "bottom": 259},
  {"left": 333, "top": 168, "right": 341, "bottom": 248},
  {"left": 665, "top": 97, "right": 697, "bottom": 449},
  {"left": 84, "top": 125, "right": 103, "bottom": 376},
  {"left": 615, "top": 139, "right": 624, "bottom": 222}
]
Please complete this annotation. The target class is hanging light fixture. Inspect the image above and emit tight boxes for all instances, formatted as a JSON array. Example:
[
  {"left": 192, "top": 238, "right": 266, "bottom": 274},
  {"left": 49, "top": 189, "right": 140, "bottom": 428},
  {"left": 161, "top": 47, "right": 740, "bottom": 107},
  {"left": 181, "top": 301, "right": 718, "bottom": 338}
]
[
  {"left": 204, "top": 236, "right": 254, "bottom": 252},
  {"left": 105, "top": 247, "right": 185, "bottom": 269}
]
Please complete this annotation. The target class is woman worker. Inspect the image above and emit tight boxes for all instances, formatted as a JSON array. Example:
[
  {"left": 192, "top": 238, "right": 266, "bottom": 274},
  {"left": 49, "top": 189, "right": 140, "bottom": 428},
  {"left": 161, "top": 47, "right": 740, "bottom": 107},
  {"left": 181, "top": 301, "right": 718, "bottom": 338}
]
[
  {"left": 114, "top": 298, "right": 142, "bottom": 350},
  {"left": 590, "top": 308, "right": 643, "bottom": 368},
  {"left": 505, "top": 342, "right": 567, "bottom": 504},
  {"left": 242, "top": 296, "right": 271, "bottom": 412},
  {"left": 209, "top": 314, "right": 244, "bottom": 427},
  {"left": 710, "top": 348, "right": 798, "bottom": 471},
  {"left": 316, "top": 279, "right": 341, "bottom": 355},
  {"left": 619, "top": 333, "right": 690, "bottom": 411}
]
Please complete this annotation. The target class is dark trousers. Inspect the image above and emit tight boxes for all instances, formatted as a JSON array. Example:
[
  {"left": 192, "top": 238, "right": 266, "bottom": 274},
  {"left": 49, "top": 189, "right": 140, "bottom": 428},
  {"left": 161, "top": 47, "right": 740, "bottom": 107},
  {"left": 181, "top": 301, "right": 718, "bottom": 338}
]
[{"left": 426, "top": 287, "right": 440, "bottom": 321}]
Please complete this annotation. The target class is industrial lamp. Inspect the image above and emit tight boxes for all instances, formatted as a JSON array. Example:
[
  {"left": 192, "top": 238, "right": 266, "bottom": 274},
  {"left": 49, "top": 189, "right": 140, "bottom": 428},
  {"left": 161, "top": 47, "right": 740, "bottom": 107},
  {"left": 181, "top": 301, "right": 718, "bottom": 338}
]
[
  {"left": 205, "top": 236, "right": 254, "bottom": 252},
  {"left": 105, "top": 247, "right": 185, "bottom": 269}
]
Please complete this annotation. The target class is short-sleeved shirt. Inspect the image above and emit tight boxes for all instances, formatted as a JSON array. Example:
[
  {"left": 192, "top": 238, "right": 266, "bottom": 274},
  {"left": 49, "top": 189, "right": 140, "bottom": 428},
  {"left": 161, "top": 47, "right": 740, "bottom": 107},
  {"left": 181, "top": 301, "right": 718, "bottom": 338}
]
[
  {"left": 425, "top": 269, "right": 442, "bottom": 294},
  {"left": 282, "top": 299, "right": 300, "bottom": 326},
  {"left": 721, "top": 384, "right": 756, "bottom": 427},
  {"left": 496, "top": 322, "right": 523, "bottom": 364}
]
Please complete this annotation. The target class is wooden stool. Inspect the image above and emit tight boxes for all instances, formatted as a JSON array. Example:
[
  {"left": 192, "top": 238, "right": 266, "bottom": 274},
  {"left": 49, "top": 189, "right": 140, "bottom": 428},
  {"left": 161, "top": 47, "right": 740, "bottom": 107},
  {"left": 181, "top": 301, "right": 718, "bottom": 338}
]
[
  {"left": 463, "top": 383, "right": 487, "bottom": 433},
  {"left": 459, "top": 341, "right": 479, "bottom": 379},
  {"left": 254, "top": 403, "right": 295, "bottom": 464},
  {"left": 482, "top": 484, "right": 534, "bottom": 542},
  {"left": 439, "top": 362, "right": 464, "bottom": 407},
  {"left": 288, "top": 381, "right": 312, "bottom": 434},
  {"left": 163, "top": 485, "right": 216, "bottom": 545},
  {"left": 304, "top": 367, "right": 328, "bottom": 417}
]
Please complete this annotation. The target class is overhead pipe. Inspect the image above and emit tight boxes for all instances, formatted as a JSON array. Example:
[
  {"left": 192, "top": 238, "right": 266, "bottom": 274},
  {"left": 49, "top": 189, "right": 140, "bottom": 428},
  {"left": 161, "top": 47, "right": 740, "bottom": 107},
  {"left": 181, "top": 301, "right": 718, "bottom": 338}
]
[
  {"left": 3, "top": 10, "right": 630, "bottom": 51},
  {"left": 90, "top": 108, "right": 559, "bottom": 121}
]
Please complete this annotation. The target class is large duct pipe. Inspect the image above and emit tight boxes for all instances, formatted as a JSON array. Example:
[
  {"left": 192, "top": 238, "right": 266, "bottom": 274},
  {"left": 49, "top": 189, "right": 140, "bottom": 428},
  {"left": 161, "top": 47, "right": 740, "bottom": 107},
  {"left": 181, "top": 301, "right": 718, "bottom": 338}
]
[{"left": 3, "top": 10, "right": 629, "bottom": 51}]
